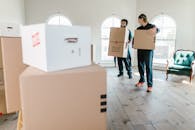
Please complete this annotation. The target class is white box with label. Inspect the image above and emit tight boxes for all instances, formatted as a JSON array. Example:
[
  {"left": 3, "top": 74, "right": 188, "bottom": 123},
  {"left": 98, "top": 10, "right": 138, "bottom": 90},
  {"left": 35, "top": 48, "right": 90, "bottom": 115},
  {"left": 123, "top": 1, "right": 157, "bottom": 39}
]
[
  {"left": 0, "top": 23, "right": 21, "bottom": 37},
  {"left": 21, "top": 24, "right": 91, "bottom": 72}
]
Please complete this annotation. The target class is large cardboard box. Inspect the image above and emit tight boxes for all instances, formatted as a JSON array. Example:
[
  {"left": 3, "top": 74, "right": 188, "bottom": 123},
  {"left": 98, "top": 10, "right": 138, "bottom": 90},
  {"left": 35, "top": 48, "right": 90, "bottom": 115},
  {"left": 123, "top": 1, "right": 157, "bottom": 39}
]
[
  {"left": 21, "top": 24, "right": 91, "bottom": 72},
  {"left": 20, "top": 64, "right": 107, "bottom": 130},
  {"left": 133, "top": 30, "right": 155, "bottom": 50},
  {"left": 0, "top": 86, "right": 6, "bottom": 114},
  {"left": 108, "top": 27, "right": 129, "bottom": 58},
  {"left": 0, "top": 37, "right": 26, "bottom": 114},
  {"left": 0, "top": 69, "right": 4, "bottom": 85}
]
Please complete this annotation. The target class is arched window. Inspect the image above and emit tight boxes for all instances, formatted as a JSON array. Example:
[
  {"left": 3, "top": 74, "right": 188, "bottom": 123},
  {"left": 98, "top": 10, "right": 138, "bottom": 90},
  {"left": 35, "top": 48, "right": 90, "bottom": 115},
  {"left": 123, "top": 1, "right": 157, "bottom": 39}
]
[
  {"left": 151, "top": 15, "right": 176, "bottom": 65},
  {"left": 101, "top": 17, "right": 121, "bottom": 61},
  {"left": 47, "top": 14, "right": 72, "bottom": 26}
]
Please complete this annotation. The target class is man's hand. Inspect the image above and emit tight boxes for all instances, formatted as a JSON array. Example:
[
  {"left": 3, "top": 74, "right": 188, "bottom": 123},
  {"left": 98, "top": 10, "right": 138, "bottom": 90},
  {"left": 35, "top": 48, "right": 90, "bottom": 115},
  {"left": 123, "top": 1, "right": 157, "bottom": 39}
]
[{"left": 147, "top": 27, "right": 157, "bottom": 36}]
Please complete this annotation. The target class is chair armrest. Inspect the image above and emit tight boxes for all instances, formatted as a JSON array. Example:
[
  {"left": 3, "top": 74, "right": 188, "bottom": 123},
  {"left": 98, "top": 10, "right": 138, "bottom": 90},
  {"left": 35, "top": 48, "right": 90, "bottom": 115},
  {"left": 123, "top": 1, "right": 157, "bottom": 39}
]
[
  {"left": 167, "top": 58, "right": 174, "bottom": 66},
  {"left": 192, "top": 60, "right": 195, "bottom": 67},
  {"left": 192, "top": 60, "right": 195, "bottom": 65},
  {"left": 166, "top": 58, "right": 174, "bottom": 70},
  {"left": 166, "top": 59, "right": 173, "bottom": 70}
]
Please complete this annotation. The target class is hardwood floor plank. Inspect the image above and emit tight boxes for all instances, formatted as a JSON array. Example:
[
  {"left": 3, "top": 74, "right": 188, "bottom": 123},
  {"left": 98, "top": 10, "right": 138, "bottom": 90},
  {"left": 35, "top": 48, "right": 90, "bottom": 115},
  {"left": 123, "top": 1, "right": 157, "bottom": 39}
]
[{"left": 1, "top": 68, "right": 195, "bottom": 130}]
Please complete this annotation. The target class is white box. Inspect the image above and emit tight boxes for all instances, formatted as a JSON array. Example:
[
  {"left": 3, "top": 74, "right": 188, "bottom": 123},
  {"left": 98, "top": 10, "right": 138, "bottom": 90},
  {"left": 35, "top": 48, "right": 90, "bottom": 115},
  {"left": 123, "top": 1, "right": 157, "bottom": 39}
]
[
  {"left": 21, "top": 24, "right": 91, "bottom": 72},
  {"left": 0, "top": 23, "right": 21, "bottom": 37}
]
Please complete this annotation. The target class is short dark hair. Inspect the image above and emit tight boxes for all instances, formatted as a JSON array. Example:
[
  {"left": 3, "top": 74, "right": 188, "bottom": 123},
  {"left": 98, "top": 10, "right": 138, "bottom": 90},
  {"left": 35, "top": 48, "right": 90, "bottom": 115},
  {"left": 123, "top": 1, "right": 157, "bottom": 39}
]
[
  {"left": 138, "top": 14, "right": 148, "bottom": 22},
  {"left": 121, "top": 19, "right": 128, "bottom": 25}
]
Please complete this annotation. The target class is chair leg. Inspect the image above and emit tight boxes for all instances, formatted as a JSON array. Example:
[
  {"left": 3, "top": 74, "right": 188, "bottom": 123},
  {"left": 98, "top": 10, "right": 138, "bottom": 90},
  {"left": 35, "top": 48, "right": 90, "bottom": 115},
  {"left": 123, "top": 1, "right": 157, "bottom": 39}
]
[
  {"left": 190, "top": 70, "right": 193, "bottom": 84},
  {"left": 166, "top": 72, "right": 168, "bottom": 80},
  {"left": 190, "top": 76, "right": 192, "bottom": 84}
]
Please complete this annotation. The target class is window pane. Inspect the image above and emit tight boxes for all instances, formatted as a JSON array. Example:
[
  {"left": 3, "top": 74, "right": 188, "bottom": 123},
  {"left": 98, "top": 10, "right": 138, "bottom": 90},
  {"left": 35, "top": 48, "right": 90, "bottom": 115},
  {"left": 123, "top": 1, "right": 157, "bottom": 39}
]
[
  {"left": 152, "top": 15, "right": 176, "bottom": 65},
  {"left": 48, "top": 15, "right": 72, "bottom": 26}
]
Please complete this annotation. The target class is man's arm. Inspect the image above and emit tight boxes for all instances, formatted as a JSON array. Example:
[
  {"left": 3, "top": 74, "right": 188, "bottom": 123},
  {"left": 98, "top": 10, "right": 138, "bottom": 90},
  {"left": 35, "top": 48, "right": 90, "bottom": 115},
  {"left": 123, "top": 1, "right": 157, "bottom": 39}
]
[
  {"left": 128, "top": 30, "right": 132, "bottom": 43},
  {"left": 148, "top": 25, "right": 160, "bottom": 35},
  {"left": 152, "top": 24, "right": 159, "bottom": 33}
]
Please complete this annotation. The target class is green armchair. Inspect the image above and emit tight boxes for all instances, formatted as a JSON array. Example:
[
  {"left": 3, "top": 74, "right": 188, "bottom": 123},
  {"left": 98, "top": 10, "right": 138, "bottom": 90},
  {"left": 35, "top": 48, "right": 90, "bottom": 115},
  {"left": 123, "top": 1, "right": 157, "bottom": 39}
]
[{"left": 166, "top": 50, "right": 195, "bottom": 83}]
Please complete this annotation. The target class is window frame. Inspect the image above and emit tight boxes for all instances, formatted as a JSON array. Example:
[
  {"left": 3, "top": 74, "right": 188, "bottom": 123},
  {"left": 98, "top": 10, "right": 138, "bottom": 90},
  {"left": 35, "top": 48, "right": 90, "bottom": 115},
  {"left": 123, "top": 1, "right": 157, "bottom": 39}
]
[
  {"left": 47, "top": 14, "right": 72, "bottom": 26},
  {"left": 151, "top": 14, "right": 177, "bottom": 65},
  {"left": 101, "top": 16, "right": 121, "bottom": 62}
]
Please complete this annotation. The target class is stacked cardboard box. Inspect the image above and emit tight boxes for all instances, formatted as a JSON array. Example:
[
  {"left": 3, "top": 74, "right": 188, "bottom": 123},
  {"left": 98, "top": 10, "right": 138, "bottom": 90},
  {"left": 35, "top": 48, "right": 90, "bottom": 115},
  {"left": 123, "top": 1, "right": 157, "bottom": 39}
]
[
  {"left": 20, "top": 24, "right": 107, "bottom": 130},
  {"left": 0, "top": 37, "right": 26, "bottom": 114},
  {"left": 21, "top": 24, "right": 92, "bottom": 72},
  {"left": 0, "top": 86, "right": 6, "bottom": 114},
  {"left": 20, "top": 64, "right": 107, "bottom": 130},
  {"left": 0, "top": 41, "right": 4, "bottom": 85}
]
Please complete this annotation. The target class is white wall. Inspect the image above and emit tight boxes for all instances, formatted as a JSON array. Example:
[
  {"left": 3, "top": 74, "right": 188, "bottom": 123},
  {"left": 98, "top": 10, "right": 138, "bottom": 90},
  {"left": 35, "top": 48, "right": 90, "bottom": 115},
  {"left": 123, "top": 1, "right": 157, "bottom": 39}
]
[
  {"left": 24, "top": 0, "right": 137, "bottom": 63},
  {"left": 25, "top": 0, "right": 195, "bottom": 64},
  {"left": 0, "top": 0, "right": 25, "bottom": 24},
  {"left": 136, "top": 0, "right": 195, "bottom": 51}
]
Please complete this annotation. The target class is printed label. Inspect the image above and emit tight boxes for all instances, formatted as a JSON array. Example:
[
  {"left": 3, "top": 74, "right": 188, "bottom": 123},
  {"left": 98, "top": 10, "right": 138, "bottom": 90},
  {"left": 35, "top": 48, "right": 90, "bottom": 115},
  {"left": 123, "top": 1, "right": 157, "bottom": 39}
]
[
  {"left": 32, "top": 32, "right": 40, "bottom": 47},
  {"left": 65, "top": 38, "right": 78, "bottom": 43}
]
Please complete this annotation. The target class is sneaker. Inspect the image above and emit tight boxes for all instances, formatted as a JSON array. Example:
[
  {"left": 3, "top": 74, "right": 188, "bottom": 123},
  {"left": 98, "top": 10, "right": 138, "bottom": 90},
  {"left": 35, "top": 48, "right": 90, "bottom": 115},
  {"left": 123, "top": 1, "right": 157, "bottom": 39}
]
[
  {"left": 135, "top": 82, "right": 144, "bottom": 88},
  {"left": 147, "top": 87, "right": 152, "bottom": 92},
  {"left": 117, "top": 73, "right": 123, "bottom": 77}
]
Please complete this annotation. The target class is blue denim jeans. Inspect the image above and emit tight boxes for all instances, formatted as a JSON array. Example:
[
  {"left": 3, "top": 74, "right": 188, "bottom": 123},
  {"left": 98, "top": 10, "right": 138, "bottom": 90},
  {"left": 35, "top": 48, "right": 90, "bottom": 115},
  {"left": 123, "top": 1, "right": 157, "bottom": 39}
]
[
  {"left": 137, "top": 50, "right": 154, "bottom": 87},
  {"left": 116, "top": 49, "right": 132, "bottom": 75}
]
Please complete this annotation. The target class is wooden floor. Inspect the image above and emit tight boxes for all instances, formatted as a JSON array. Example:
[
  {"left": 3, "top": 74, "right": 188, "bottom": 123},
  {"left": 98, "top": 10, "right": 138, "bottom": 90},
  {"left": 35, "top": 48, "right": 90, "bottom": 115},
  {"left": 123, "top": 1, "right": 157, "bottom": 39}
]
[
  {"left": 0, "top": 67, "right": 195, "bottom": 130},
  {"left": 107, "top": 67, "right": 195, "bottom": 130},
  {"left": 0, "top": 113, "right": 17, "bottom": 130}
]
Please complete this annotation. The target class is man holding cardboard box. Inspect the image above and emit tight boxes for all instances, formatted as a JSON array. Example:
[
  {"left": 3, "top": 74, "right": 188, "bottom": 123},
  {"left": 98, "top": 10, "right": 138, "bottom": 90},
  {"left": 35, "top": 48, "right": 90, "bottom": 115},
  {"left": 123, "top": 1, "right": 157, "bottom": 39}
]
[
  {"left": 117, "top": 19, "right": 132, "bottom": 78},
  {"left": 108, "top": 19, "right": 132, "bottom": 78},
  {"left": 133, "top": 14, "right": 159, "bottom": 92}
]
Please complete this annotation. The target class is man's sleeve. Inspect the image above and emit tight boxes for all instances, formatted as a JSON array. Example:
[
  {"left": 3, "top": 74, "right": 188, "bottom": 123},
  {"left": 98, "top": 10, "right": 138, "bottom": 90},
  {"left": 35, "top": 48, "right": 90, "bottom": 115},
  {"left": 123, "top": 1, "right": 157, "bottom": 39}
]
[
  {"left": 156, "top": 27, "right": 160, "bottom": 33},
  {"left": 129, "top": 30, "right": 132, "bottom": 41},
  {"left": 152, "top": 24, "right": 160, "bottom": 33}
]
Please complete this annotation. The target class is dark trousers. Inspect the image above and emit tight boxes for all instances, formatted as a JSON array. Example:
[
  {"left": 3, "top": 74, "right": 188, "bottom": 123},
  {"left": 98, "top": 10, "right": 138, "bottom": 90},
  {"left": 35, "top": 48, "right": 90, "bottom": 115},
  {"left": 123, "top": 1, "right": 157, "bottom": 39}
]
[
  {"left": 137, "top": 50, "right": 154, "bottom": 87},
  {"left": 117, "top": 49, "right": 132, "bottom": 74},
  {"left": 114, "top": 57, "right": 117, "bottom": 67}
]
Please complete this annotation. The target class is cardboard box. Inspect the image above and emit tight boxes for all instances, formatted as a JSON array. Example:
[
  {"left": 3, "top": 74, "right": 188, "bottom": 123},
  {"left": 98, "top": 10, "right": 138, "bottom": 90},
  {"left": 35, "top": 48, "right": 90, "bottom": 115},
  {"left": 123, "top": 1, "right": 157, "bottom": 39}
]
[
  {"left": 21, "top": 24, "right": 91, "bottom": 72},
  {"left": 20, "top": 64, "right": 107, "bottom": 130},
  {"left": 0, "top": 69, "right": 4, "bottom": 85},
  {"left": 0, "top": 40, "right": 3, "bottom": 69},
  {"left": 0, "top": 37, "right": 27, "bottom": 114},
  {"left": 133, "top": 30, "right": 155, "bottom": 50},
  {"left": 91, "top": 44, "right": 94, "bottom": 62},
  {"left": 0, "top": 86, "right": 6, "bottom": 114},
  {"left": 0, "top": 23, "right": 21, "bottom": 37},
  {"left": 108, "top": 27, "right": 129, "bottom": 58},
  {"left": 17, "top": 111, "right": 23, "bottom": 130}
]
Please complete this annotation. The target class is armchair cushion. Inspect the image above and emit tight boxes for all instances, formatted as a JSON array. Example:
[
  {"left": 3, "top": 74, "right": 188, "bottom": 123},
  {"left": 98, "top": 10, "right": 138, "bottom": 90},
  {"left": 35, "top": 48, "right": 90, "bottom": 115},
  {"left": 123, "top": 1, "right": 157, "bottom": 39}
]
[{"left": 174, "top": 50, "right": 195, "bottom": 66}]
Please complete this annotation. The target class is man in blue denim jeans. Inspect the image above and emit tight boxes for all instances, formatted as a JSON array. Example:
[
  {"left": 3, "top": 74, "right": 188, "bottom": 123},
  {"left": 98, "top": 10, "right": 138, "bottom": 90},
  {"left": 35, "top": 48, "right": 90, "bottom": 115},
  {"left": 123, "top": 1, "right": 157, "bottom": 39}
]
[
  {"left": 135, "top": 14, "right": 159, "bottom": 92},
  {"left": 116, "top": 19, "right": 132, "bottom": 79}
]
